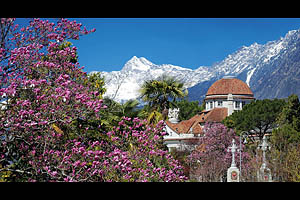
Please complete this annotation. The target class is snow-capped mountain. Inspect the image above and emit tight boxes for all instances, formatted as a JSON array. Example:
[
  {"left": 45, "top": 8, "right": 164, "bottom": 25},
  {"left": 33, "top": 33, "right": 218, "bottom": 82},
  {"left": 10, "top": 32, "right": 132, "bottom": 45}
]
[
  {"left": 91, "top": 28, "right": 300, "bottom": 103},
  {"left": 92, "top": 56, "right": 212, "bottom": 103},
  {"left": 210, "top": 30, "right": 296, "bottom": 86},
  {"left": 189, "top": 29, "right": 300, "bottom": 102}
]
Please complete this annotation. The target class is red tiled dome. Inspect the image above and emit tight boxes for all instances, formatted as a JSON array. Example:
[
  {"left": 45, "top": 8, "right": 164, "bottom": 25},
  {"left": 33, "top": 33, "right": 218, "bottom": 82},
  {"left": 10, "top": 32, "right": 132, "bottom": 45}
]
[{"left": 206, "top": 77, "right": 254, "bottom": 96}]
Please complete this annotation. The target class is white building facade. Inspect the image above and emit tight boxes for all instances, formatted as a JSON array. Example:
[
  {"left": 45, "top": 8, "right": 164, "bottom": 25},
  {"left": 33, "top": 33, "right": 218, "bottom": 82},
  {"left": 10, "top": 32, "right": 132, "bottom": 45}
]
[{"left": 163, "top": 76, "right": 255, "bottom": 152}]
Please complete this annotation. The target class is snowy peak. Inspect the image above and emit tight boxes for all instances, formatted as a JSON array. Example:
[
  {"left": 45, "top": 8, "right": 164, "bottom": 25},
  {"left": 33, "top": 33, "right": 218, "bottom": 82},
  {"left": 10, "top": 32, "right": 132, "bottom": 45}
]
[
  {"left": 122, "top": 56, "right": 154, "bottom": 72},
  {"left": 98, "top": 56, "right": 209, "bottom": 102},
  {"left": 121, "top": 56, "right": 193, "bottom": 72},
  {"left": 284, "top": 29, "right": 299, "bottom": 40}
]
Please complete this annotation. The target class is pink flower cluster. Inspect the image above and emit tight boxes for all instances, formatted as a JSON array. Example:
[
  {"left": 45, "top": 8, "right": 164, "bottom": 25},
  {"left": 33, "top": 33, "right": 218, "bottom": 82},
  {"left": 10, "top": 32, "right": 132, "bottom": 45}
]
[
  {"left": 0, "top": 18, "right": 187, "bottom": 182},
  {"left": 25, "top": 117, "right": 186, "bottom": 182},
  {"left": 187, "top": 122, "right": 251, "bottom": 181}
]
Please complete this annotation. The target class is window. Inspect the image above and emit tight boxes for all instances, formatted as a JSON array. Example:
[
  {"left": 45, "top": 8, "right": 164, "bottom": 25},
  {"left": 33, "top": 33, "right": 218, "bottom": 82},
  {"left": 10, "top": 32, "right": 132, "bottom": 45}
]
[
  {"left": 242, "top": 101, "right": 246, "bottom": 108},
  {"left": 235, "top": 101, "right": 240, "bottom": 109},
  {"left": 218, "top": 101, "right": 223, "bottom": 107},
  {"left": 210, "top": 101, "right": 213, "bottom": 109}
]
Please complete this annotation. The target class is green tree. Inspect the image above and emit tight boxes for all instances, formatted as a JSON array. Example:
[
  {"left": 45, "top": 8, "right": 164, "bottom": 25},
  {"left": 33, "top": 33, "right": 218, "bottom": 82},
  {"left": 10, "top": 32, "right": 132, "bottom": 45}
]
[
  {"left": 176, "top": 99, "right": 204, "bottom": 121},
  {"left": 223, "top": 99, "right": 285, "bottom": 141},
  {"left": 277, "top": 94, "right": 300, "bottom": 132},
  {"left": 271, "top": 94, "right": 300, "bottom": 147},
  {"left": 86, "top": 72, "right": 106, "bottom": 99},
  {"left": 120, "top": 99, "right": 140, "bottom": 119},
  {"left": 98, "top": 97, "right": 141, "bottom": 130},
  {"left": 139, "top": 75, "right": 188, "bottom": 121},
  {"left": 269, "top": 124, "right": 300, "bottom": 182},
  {"left": 284, "top": 145, "right": 300, "bottom": 182},
  {"left": 268, "top": 95, "right": 300, "bottom": 182}
]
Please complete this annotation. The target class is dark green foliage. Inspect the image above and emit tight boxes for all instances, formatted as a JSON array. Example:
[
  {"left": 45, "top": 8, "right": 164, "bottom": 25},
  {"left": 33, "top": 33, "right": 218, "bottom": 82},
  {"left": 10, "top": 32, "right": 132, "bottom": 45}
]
[
  {"left": 139, "top": 75, "right": 188, "bottom": 121},
  {"left": 121, "top": 99, "right": 140, "bottom": 119},
  {"left": 277, "top": 94, "right": 300, "bottom": 132},
  {"left": 269, "top": 95, "right": 300, "bottom": 182},
  {"left": 99, "top": 97, "right": 141, "bottom": 130},
  {"left": 139, "top": 75, "right": 188, "bottom": 113},
  {"left": 86, "top": 72, "right": 106, "bottom": 99},
  {"left": 271, "top": 94, "right": 300, "bottom": 147},
  {"left": 176, "top": 99, "right": 204, "bottom": 121},
  {"left": 223, "top": 98, "right": 285, "bottom": 140}
]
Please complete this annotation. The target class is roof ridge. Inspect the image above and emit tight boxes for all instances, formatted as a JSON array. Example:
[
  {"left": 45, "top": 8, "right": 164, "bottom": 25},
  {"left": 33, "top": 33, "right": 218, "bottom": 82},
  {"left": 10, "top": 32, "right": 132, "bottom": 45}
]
[{"left": 206, "top": 78, "right": 254, "bottom": 96}]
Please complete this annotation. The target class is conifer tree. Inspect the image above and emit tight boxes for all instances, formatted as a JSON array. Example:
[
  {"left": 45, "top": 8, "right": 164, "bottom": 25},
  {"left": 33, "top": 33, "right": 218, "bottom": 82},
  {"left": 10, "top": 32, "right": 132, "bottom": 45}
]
[{"left": 223, "top": 99, "right": 285, "bottom": 141}]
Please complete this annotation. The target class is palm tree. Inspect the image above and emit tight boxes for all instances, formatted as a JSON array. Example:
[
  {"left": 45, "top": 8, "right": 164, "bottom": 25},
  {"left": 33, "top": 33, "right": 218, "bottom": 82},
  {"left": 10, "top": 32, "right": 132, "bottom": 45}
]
[
  {"left": 139, "top": 75, "right": 188, "bottom": 120},
  {"left": 100, "top": 97, "right": 141, "bottom": 127},
  {"left": 120, "top": 99, "right": 140, "bottom": 118}
]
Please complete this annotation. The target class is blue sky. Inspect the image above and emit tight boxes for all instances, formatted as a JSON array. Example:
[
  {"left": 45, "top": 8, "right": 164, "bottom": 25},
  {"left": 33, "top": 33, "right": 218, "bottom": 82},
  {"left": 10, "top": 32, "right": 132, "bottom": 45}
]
[{"left": 15, "top": 18, "right": 300, "bottom": 73}]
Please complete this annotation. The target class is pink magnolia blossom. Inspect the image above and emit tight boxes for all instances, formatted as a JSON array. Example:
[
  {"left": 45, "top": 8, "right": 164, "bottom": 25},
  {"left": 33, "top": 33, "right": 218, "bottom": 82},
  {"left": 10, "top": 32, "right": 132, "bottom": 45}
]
[{"left": 0, "top": 18, "right": 186, "bottom": 182}]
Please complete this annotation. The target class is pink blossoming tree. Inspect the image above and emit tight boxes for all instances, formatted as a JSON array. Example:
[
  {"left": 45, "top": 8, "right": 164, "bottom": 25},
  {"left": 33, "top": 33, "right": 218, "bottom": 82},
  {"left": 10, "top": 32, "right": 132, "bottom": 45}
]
[
  {"left": 188, "top": 122, "right": 253, "bottom": 182},
  {"left": 0, "top": 18, "right": 186, "bottom": 182}
]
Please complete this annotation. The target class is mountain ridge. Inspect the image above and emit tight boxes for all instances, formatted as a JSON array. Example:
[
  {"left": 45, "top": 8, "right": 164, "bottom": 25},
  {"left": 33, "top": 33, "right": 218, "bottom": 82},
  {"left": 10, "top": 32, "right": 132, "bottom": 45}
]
[{"left": 90, "top": 28, "right": 300, "bottom": 103}]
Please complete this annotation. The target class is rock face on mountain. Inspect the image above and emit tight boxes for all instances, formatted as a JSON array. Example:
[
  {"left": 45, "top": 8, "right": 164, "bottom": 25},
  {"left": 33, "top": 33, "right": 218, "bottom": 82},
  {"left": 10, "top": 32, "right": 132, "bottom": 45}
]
[
  {"left": 250, "top": 30, "right": 300, "bottom": 100},
  {"left": 91, "top": 29, "right": 300, "bottom": 103},
  {"left": 189, "top": 29, "right": 300, "bottom": 102},
  {"left": 94, "top": 56, "right": 212, "bottom": 103}
]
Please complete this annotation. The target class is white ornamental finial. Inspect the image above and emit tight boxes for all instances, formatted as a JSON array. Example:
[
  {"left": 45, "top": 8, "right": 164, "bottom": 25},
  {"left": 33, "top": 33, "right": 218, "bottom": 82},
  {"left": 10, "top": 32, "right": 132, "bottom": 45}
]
[
  {"left": 257, "top": 135, "right": 271, "bottom": 168},
  {"left": 228, "top": 139, "right": 238, "bottom": 167},
  {"left": 168, "top": 108, "right": 179, "bottom": 123}
]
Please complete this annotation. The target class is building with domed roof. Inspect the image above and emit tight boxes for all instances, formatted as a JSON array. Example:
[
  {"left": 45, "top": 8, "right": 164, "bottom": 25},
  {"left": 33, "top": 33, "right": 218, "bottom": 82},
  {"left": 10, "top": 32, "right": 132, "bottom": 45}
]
[
  {"left": 163, "top": 76, "right": 255, "bottom": 152},
  {"left": 204, "top": 76, "right": 255, "bottom": 116}
]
